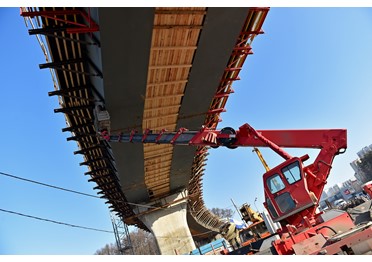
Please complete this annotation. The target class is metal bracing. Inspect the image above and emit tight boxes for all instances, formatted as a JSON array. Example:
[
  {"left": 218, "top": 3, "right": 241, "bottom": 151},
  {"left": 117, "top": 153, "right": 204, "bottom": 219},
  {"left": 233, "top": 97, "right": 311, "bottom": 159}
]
[
  {"left": 22, "top": 6, "right": 149, "bottom": 231},
  {"left": 20, "top": 8, "right": 100, "bottom": 34},
  {"left": 204, "top": 7, "right": 270, "bottom": 129},
  {"left": 23, "top": 6, "right": 271, "bottom": 240},
  {"left": 186, "top": 7, "right": 270, "bottom": 234},
  {"left": 110, "top": 212, "right": 134, "bottom": 255}
]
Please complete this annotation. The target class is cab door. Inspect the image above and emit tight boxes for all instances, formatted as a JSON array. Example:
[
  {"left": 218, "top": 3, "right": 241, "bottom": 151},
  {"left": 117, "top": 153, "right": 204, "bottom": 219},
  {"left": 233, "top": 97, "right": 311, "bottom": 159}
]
[{"left": 263, "top": 157, "right": 317, "bottom": 224}]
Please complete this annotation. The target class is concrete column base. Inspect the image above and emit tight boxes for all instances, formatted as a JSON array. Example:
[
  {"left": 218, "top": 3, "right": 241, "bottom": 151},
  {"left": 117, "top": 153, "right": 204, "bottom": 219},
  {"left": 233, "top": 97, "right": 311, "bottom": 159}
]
[{"left": 137, "top": 190, "right": 196, "bottom": 255}]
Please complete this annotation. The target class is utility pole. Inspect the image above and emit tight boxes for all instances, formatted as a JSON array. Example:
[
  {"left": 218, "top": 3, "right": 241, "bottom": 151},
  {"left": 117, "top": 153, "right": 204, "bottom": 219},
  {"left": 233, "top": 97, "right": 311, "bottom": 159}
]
[
  {"left": 230, "top": 198, "right": 243, "bottom": 220},
  {"left": 254, "top": 197, "right": 260, "bottom": 214}
]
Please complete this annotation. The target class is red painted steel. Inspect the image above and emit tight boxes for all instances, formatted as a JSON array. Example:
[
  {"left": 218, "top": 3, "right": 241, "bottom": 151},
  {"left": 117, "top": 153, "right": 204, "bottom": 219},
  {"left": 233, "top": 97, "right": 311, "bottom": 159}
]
[
  {"left": 20, "top": 8, "right": 99, "bottom": 34},
  {"left": 272, "top": 212, "right": 372, "bottom": 255},
  {"left": 102, "top": 122, "right": 347, "bottom": 229},
  {"left": 203, "top": 7, "right": 270, "bottom": 129},
  {"left": 362, "top": 181, "right": 372, "bottom": 198}
]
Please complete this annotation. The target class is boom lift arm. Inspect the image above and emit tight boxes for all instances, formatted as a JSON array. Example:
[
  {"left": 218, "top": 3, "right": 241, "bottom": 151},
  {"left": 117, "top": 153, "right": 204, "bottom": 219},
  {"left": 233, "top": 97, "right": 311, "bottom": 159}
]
[
  {"left": 252, "top": 147, "right": 270, "bottom": 172},
  {"left": 100, "top": 123, "right": 347, "bottom": 231}
]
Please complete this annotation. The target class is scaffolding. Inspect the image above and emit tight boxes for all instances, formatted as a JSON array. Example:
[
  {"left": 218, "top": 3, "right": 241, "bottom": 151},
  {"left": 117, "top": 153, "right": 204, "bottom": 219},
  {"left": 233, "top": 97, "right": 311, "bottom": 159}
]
[{"left": 110, "top": 212, "right": 134, "bottom": 255}]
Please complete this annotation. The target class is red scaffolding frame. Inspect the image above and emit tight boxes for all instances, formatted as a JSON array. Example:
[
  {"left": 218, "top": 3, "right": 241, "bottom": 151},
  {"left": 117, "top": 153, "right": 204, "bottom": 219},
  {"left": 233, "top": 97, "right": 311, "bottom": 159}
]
[{"left": 20, "top": 7, "right": 99, "bottom": 34}]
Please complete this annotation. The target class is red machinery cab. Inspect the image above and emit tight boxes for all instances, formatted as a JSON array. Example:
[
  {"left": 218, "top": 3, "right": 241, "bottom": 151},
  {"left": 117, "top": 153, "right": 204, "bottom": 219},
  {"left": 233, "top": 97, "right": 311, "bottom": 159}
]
[
  {"left": 362, "top": 181, "right": 372, "bottom": 198},
  {"left": 263, "top": 156, "right": 317, "bottom": 226}
]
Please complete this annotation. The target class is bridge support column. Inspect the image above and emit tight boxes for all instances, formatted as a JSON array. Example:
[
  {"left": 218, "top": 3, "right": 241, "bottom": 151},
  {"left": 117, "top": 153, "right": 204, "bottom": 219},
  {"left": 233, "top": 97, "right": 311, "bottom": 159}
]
[{"left": 137, "top": 190, "right": 196, "bottom": 255}]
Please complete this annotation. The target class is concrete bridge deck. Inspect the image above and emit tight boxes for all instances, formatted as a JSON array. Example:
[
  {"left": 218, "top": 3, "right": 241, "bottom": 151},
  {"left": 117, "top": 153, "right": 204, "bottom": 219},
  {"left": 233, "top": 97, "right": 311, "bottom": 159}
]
[{"left": 21, "top": 7, "right": 269, "bottom": 253}]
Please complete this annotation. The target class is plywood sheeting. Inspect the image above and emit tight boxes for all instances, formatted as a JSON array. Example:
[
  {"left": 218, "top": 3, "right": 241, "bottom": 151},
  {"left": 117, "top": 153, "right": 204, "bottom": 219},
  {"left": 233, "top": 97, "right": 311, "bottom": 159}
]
[{"left": 142, "top": 7, "right": 206, "bottom": 199}]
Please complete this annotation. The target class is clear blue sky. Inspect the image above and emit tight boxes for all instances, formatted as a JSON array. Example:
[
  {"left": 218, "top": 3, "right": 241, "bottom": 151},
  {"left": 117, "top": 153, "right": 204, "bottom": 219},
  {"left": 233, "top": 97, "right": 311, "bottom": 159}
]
[
  {"left": 203, "top": 7, "right": 372, "bottom": 217},
  {"left": 1, "top": 6, "right": 372, "bottom": 256}
]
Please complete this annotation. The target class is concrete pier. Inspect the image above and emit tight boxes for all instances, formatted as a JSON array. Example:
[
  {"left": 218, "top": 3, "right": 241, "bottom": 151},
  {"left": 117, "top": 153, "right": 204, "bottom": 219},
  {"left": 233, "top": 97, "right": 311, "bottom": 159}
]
[{"left": 137, "top": 190, "right": 196, "bottom": 255}]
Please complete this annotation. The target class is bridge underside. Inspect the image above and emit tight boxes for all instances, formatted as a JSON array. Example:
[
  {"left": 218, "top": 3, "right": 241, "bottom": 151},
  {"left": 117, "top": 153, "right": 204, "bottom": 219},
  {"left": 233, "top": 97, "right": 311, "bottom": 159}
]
[{"left": 22, "top": 7, "right": 269, "bottom": 243}]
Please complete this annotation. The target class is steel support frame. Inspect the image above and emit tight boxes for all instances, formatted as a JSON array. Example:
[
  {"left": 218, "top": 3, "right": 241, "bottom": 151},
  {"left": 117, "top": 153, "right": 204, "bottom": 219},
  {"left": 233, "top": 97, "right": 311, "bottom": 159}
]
[
  {"left": 22, "top": 7, "right": 149, "bottom": 231},
  {"left": 110, "top": 212, "right": 134, "bottom": 255},
  {"left": 185, "top": 7, "right": 270, "bottom": 234},
  {"left": 20, "top": 8, "right": 99, "bottom": 34},
  {"left": 39, "top": 58, "right": 103, "bottom": 78},
  {"left": 204, "top": 7, "right": 270, "bottom": 129}
]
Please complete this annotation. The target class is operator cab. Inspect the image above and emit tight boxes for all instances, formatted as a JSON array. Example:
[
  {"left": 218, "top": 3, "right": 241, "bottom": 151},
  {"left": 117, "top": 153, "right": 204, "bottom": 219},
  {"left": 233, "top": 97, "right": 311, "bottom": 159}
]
[{"left": 263, "top": 156, "right": 317, "bottom": 225}]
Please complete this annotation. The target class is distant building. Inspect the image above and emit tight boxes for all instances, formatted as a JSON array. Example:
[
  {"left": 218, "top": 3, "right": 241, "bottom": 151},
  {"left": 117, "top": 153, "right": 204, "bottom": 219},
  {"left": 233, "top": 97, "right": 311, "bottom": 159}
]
[
  {"left": 350, "top": 144, "right": 372, "bottom": 184},
  {"left": 320, "top": 190, "right": 328, "bottom": 201},
  {"left": 340, "top": 179, "right": 361, "bottom": 200},
  {"left": 325, "top": 186, "right": 337, "bottom": 198},
  {"left": 320, "top": 178, "right": 364, "bottom": 209},
  {"left": 320, "top": 144, "right": 372, "bottom": 210},
  {"left": 357, "top": 144, "right": 372, "bottom": 159},
  {"left": 350, "top": 159, "right": 367, "bottom": 182}
]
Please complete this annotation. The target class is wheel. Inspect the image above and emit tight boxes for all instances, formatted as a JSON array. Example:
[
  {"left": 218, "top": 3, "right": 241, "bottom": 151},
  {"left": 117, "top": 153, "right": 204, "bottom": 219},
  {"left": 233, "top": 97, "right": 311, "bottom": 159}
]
[{"left": 217, "top": 127, "right": 237, "bottom": 149}]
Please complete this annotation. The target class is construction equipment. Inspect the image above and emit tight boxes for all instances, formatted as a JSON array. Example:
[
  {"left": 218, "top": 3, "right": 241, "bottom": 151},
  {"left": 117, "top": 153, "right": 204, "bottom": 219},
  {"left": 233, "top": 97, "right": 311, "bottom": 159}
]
[
  {"left": 237, "top": 204, "right": 272, "bottom": 247},
  {"left": 219, "top": 222, "right": 242, "bottom": 250},
  {"left": 100, "top": 123, "right": 372, "bottom": 255},
  {"left": 218, "top": 202, "right": 272, "bottom": 254},
  {"left": 362, "top": 180, "right": 372, "bottom": 199},
  {"left": 252, "top": 147, "right": 270, "bottom": 172},
  {"left": 240, "top": 203, "right": 263, "bottom": 224}
]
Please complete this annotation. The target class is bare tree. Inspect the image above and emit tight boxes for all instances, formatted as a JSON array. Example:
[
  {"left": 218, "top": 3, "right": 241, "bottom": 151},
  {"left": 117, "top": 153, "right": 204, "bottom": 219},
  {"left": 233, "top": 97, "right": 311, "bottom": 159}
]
[
  {"left": 128, "top": 228, "right": 159, "bottom": 255},
  {"left": 95, "top": 243, "right": 120, "bottom": 255},
  {"left": 95, "top": 228, "right": 160, "bottom": 255},
  {"left": 210, "top": 207, "right": 234, "bottom": 219}
]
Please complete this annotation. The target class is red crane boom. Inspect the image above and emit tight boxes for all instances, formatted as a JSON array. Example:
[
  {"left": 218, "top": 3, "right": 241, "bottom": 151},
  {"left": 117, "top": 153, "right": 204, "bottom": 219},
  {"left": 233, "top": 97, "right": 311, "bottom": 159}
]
[{"left": 100, "top": 123, "right": 347, "bottom": 230}]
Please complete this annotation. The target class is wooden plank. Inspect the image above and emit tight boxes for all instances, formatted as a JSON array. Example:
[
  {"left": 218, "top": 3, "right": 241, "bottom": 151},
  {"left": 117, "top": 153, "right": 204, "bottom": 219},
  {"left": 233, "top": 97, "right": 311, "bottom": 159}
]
[{"left": 142, "top": 7, "right": 206, "bottom": 199}]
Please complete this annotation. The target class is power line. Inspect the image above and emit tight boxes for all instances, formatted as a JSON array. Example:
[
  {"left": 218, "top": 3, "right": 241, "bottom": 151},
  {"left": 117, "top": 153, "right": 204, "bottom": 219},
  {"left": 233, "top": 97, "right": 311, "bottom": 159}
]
[
  {"left": 0, "top": 207, "right": 113, "bottom": 233},
  {"left": 0, "top": 170, "right": 227, "bottom": 241},
  {"left": 0, "top": 171, "right": 154, "bottom": 208},
  {"left": 0, "top": 171, "right": 100, "bottom": 199},
  {"left": 0, "top": 206, "right": 216, "bottom": 239},
  {"left": 0, "top": 171, "right": 221, "bottom": 216},
  {"left": 0, "top": 172, "right": 231, "bottom": 216}
]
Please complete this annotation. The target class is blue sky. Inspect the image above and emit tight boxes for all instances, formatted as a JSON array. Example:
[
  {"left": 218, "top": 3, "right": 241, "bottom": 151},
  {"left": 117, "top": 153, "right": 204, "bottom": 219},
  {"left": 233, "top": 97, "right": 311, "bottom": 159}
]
[
  {"left": 203, "top": 7, "right": 372, "bottom": 217},
  {"left": 0, "top": 8, "right": 115, "bottom": 255},
  {"left": 1, "top": 6, "right": 372, "bottom": 255}
]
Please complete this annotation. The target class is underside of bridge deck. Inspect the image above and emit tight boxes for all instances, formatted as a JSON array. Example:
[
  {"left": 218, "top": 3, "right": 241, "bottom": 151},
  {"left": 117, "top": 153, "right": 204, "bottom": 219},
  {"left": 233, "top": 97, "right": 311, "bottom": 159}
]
[{"left": 21, "top": 6, "right": 269, "bottom": 246}]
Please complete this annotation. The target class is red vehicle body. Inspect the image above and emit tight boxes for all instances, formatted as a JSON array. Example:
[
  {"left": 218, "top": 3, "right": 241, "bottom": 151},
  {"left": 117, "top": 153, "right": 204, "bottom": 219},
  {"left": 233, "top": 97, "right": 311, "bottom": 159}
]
[
  {"left": 102, "top": 123, "right": 372, "bottom": 255},
  {"left": 362, "top": 181, "right": 372, "bottom": 199}
]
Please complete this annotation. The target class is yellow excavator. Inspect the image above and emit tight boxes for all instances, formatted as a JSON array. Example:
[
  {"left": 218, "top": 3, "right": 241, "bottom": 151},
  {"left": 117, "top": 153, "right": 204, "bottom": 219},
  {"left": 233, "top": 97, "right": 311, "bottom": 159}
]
[
  {"left": 219, "top": 222, "right": 242, "bottom": 250},
  {"left": 239, "top": 203, "right": 263, "bottom": 224},
  {"left": 219, "top": 147, "right": 271, "bottom": 251},
  {"left": 219, "top": 202, "right": 271, "bottom": 254},
  {"left": 221, "top": 148, "right": 271, "bottom": 252}
]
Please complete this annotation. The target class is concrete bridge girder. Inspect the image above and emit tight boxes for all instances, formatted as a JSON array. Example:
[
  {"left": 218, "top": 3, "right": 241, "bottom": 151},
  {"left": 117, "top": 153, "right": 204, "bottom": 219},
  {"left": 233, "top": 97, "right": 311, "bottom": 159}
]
[
  {"left": 24, "top": 6, "right": 269, "bottom": 249},
  {"left": 98, "top": 7, "right": 252, "bottom": 238},
  {"left": 136, "top": 190, "right": 195, "bottom": 255}
]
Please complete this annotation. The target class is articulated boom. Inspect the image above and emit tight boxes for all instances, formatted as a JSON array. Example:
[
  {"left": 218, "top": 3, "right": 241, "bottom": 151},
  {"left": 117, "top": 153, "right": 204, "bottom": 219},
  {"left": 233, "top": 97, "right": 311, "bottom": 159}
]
[
  {"left": 301, "top": 129, "right": 347, "bottom": 219},
  {"left": 100, "top": 123, "right": 347, "bottom": 230}
]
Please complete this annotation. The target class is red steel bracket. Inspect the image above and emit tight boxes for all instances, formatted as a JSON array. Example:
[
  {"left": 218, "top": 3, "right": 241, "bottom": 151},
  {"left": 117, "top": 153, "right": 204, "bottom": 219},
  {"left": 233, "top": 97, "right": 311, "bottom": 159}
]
[{"left": 20, "top": 8, "right": 99, "bottom": 34}]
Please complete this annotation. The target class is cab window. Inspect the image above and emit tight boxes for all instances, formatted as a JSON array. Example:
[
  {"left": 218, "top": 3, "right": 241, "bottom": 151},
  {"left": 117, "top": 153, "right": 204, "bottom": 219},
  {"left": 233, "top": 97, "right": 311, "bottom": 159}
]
[
  {"left": 267, "top": 174, "right": 285, "bottom": 194},
  {"left": 275, "top": 192, "right": 296, "bottom": 213},
  {"left": 282, "top": 161, "right": 301, "bottom": 184},
  {"left": 266, "top": 198, "right": 278, "bottom": 219}
]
